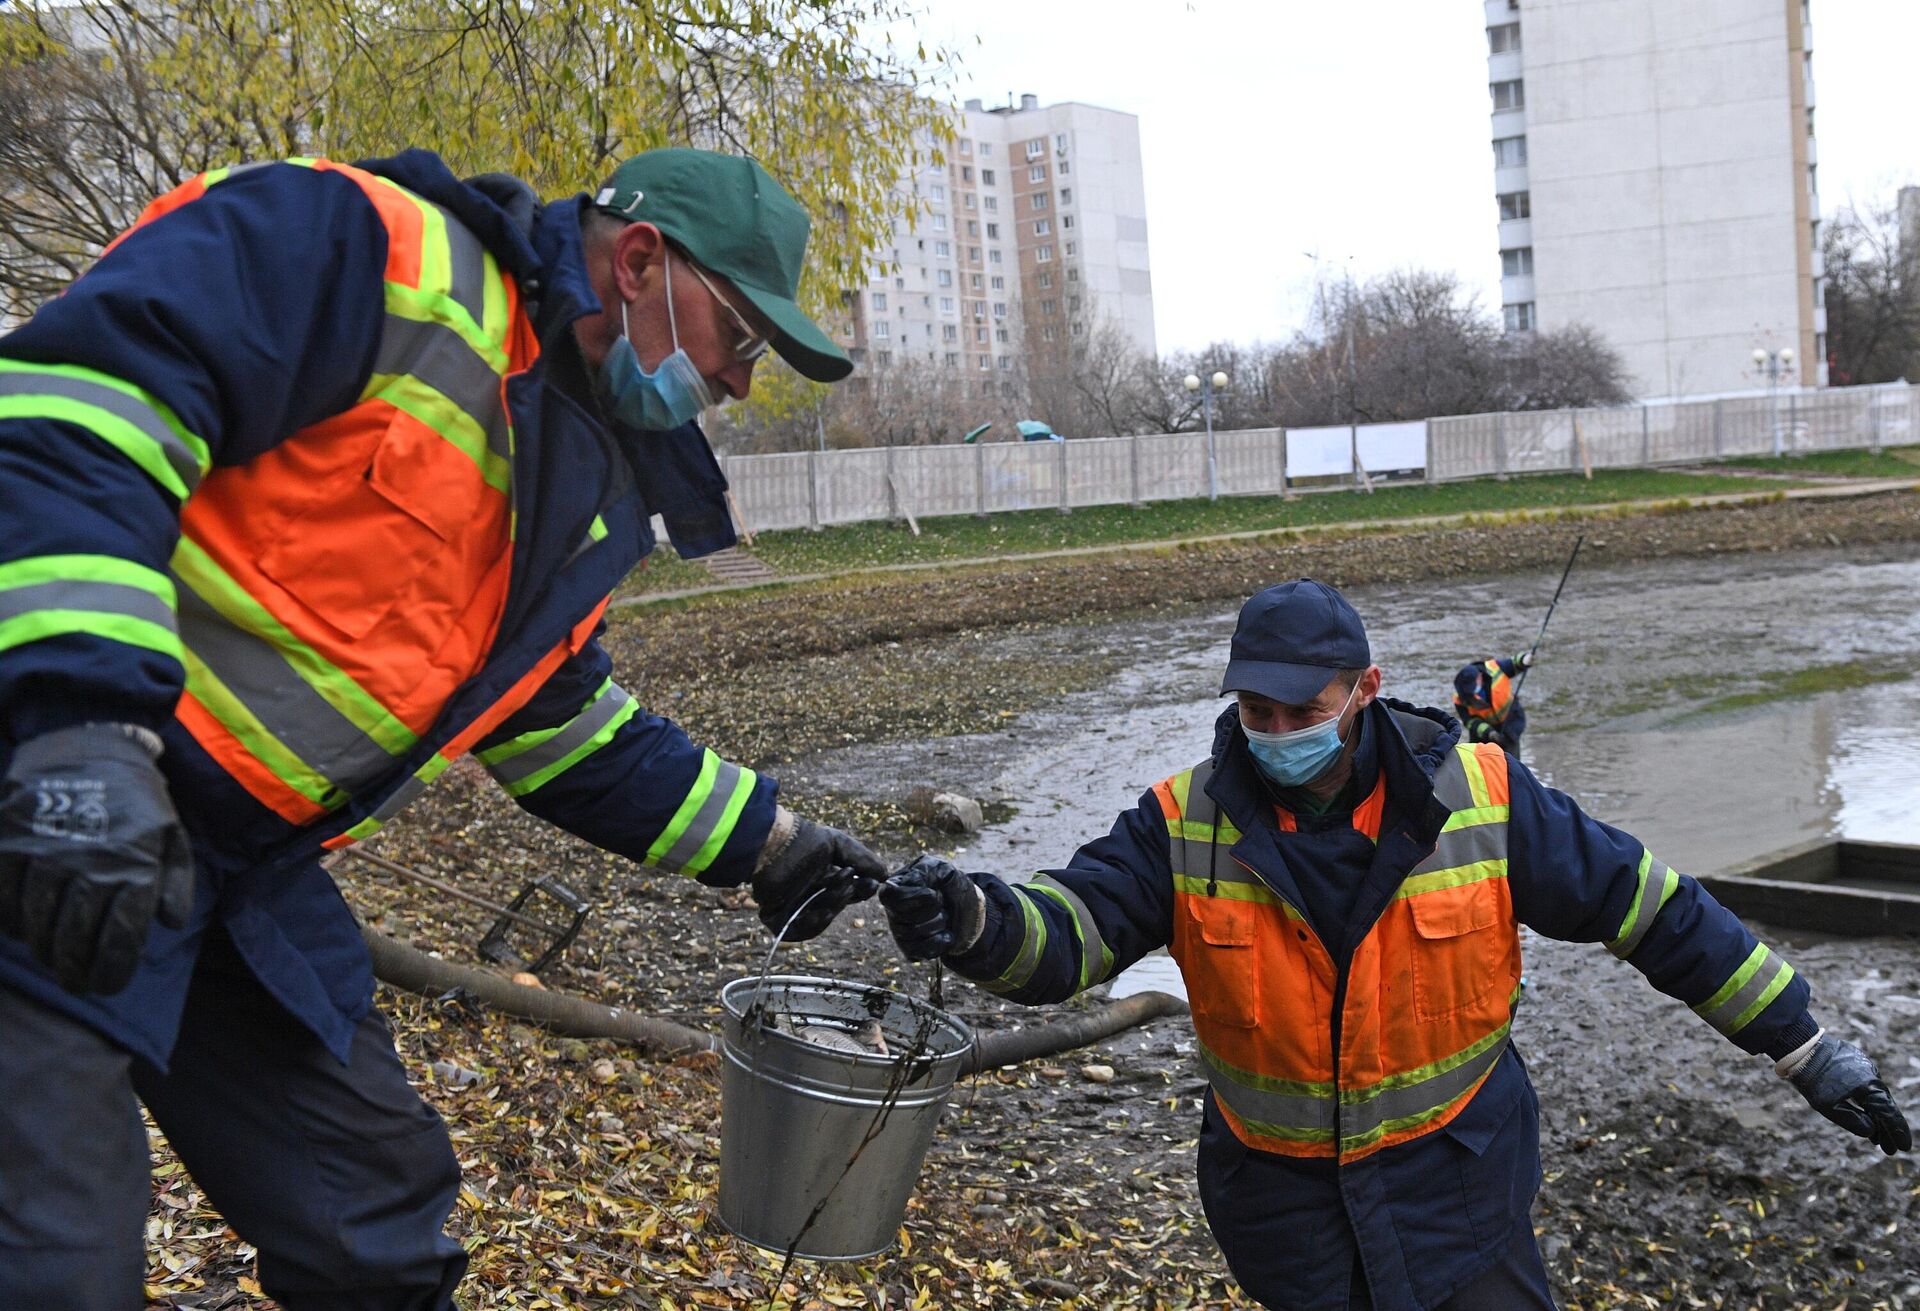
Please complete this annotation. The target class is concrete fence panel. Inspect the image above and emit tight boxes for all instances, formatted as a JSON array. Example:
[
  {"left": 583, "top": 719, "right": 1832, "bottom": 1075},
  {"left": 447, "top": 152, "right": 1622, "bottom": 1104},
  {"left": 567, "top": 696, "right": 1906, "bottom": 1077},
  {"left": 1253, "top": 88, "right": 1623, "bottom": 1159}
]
[
  {"left": 1136, "top": 432, "right": 1210, "bottom": 502},
  {"left": 1214, "top": 427, "right": 1287, "bottom": 496}
]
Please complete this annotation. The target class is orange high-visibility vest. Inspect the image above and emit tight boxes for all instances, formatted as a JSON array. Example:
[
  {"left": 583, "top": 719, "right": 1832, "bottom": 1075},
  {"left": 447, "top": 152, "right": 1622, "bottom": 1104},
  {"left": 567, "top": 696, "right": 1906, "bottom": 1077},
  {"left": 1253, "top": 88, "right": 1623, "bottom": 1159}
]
[
  {"left": 122, "top": 159, "right": 591, "bottom": 835},
  {"left": 1159, "top": 742, "right": 1522, "bottom": 1163},
  {"left": 1458, "top": 659, "right": 1515, "bottom": 724}
]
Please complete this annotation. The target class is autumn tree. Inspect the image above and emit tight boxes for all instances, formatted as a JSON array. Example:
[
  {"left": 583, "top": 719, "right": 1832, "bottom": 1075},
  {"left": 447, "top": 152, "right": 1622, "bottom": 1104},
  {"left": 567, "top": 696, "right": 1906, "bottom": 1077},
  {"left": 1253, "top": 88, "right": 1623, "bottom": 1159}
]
[
  {"left": 0, "top": 0, "right": 953, "bottom": 322},
  {"left": 1821, "top": 192, "right": 1920, "bottom": 386}
]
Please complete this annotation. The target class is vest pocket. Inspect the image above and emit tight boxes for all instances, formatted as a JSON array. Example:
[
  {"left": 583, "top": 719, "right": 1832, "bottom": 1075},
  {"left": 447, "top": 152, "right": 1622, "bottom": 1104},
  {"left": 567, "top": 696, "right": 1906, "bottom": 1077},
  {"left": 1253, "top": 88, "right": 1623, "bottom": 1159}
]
[
  {"left": 1409, "top": 880, "right": 1504, "bottom": 1022},
  {"left": 1182, "top": 896, "right": 1260, "bottom": 1029}
]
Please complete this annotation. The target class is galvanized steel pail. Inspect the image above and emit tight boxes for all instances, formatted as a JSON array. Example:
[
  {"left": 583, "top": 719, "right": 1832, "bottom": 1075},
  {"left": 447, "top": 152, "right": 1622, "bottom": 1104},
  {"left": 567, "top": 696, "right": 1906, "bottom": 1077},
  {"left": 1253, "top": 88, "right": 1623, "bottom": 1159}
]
[{"left": 717, "top": 974, "right": 973, "bottom": 1260}]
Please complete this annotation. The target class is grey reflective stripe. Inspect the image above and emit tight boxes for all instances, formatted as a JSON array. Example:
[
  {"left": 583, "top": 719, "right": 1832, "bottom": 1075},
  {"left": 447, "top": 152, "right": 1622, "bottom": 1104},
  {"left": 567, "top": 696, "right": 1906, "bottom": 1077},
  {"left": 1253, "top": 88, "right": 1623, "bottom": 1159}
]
[
  {"left": 1609, "top": 855, "right": 1674, "bottom": 959},
  {"left": 1428, "top": 749, "right": 1476, "bottom": 813},
  {"left": 1341, "top": 1031, "right": 1510, "bottom": 1142},
  {"left": 175, "top": 580, "right": 390, "bottom": 799},
  {"left": 484, "top": 684, "right": 633, "bottom": 789},
  {"left": 654, "top": 757, "right": 750, "bottom": 872},
  {"left": 1410, "top": 819, "right": 1507, "bottom": 875},
  {"left": 1199, "top": 1045, "right": 1336, "bottom": 1138},
  {"left": 374, "top": 316, "right": 511, "bottom": 464},
  {"left": 1030, "top": 873, "right": 1113, "bottom": 987},
  {"left": 364, "top": 772, "right": 429, "bottom": 827},
  {"left": 0, "top": 579, "right": 176, "bottom": 632},
  {"left": 1698, "top": 949, "right": 1790, "bottom": 1035},
  {"left": 0, "top": 371, "right": 203, "bottom": 496},
  {"left": 1167, "top": 758, "right": 1219, "bottom": 875},
  {"left": 976, "top": 889, "right": 1046, "bottom": 997},
  {"left": 433, "top": 203, "right": 490, "bottom": 329}
]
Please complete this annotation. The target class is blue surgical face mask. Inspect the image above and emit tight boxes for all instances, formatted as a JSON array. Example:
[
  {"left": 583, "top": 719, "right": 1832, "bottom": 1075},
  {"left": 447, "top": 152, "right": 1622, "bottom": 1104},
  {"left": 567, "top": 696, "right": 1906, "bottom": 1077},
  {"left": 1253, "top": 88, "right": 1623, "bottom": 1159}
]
[
  {"left": 597, "top": 255, "right": 715, "bottom": 433},
  {"left": 1241, "top": 680, "right": 1362, "bottom": 787}
]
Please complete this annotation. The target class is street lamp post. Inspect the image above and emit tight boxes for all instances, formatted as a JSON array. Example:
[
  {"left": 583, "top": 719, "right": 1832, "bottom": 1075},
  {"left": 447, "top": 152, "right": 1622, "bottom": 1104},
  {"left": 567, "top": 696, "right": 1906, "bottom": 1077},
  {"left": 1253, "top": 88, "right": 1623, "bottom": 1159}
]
[
  {"left": 1751, "top": 346, "right": 1796, "bottom": 458},
  {"left": 1185, "top": 369, "right": 1230, "bottom": 500}
]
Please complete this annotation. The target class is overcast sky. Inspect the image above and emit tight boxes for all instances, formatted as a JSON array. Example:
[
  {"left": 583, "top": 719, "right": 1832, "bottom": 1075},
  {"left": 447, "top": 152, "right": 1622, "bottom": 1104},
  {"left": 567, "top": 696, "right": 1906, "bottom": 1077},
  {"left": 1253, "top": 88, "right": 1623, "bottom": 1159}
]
[{"left": 901, "top": 1, "right": 1920, "bottom": 354}]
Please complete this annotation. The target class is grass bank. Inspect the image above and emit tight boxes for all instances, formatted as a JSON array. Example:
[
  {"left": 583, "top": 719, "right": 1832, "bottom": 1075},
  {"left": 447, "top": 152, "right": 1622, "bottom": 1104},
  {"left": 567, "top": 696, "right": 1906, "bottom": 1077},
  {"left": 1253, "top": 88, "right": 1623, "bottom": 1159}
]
[
  {"left": 624, "top": 466, "right": 1810, "bottom": 597},
  {"left": 1712, "top": 443, "right": 1920, "bottom": 479}
]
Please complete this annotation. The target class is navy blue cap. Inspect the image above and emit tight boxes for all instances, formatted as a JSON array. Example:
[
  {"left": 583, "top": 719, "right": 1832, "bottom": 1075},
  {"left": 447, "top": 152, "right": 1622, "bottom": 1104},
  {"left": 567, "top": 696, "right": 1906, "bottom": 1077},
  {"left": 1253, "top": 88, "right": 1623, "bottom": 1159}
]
[{"left": 1220, "top": 579, "right": 1371, "bottom": 704}]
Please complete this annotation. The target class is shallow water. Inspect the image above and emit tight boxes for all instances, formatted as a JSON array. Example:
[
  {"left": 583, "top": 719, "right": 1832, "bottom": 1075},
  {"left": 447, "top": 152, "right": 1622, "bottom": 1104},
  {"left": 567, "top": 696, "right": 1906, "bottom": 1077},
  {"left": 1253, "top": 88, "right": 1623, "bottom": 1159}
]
[{"left": 786, "top": 544, "right": 1920, "bottom": 1000}]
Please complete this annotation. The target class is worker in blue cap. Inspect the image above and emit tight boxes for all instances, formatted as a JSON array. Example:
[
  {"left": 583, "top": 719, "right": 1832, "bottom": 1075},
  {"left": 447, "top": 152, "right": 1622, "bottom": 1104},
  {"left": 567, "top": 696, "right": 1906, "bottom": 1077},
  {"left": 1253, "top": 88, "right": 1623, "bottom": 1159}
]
[
  {"left": 881, "top": 578, "right": 1909, "bottom": 1311},
  {"left": 1453, "top": 651, "right": 1533, "bottom": 757}
]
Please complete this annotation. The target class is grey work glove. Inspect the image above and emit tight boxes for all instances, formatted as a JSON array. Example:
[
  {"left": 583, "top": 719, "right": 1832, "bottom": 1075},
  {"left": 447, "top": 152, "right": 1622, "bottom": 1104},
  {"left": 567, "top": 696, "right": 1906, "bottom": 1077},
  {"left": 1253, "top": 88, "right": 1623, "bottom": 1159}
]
[
  {"left": 0, "top": 723, "right": 194, "bottom": 995},
  {"left": 751, "top": 811, "right": 884, "bottom": 942},
  {"left": 878, "top": 855, "right": 988, "bottom": 962},
  {"left": 1514, "top": 650, "right": 1536, "bottom": 669},
  {"left": 1780, "top": 1031, "right": 1912, "bottom": 1155}
]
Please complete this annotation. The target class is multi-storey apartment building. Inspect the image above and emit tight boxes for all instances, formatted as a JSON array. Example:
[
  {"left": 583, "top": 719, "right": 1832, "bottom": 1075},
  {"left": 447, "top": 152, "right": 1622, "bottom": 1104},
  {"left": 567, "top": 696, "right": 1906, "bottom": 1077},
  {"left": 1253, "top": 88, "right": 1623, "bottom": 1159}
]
[
  {"left": 843, "top": 94, "right": 1155, "bottom": 386},
  {"left": 1485, "top": 0, "right": 1826, "bottom": 396}
]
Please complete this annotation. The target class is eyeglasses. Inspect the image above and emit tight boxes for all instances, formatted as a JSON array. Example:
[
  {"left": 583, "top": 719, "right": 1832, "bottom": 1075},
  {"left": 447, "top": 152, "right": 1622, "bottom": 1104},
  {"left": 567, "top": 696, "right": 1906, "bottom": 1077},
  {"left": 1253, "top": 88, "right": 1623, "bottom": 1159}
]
[{"left": 681, "top": 258, "right": 771, "bottom": 364}]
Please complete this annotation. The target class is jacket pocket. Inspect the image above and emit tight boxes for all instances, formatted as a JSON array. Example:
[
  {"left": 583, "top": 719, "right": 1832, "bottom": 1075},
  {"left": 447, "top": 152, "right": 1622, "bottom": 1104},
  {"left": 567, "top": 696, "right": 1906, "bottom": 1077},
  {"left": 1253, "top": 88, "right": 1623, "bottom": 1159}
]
[
  {"left": 1182, "top": 896, "right": 1259, "bottom": 1030},
  {"left": 1409, "top": 879, "right": 1503, "bottom": 1022},
  {"left": 259, "top": 418, "right": 479, "bottom": 641}
]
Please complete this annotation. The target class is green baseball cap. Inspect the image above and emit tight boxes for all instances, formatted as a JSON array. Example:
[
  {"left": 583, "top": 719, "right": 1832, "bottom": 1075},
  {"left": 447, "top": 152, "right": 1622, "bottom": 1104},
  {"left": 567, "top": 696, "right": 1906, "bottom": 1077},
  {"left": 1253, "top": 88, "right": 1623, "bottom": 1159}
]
[{"left": 594, "top": 148, "right": 852, "bottom": 383}]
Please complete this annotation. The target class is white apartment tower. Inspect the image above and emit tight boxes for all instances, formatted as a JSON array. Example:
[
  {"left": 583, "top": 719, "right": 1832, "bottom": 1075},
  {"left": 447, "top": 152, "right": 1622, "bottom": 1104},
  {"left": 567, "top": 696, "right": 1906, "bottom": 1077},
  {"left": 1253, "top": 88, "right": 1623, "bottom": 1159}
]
[
  {"left": 1486, "top": 0, "right": 1825, "bottom": 396},
  {"left": 845, "top": 94, "right": 1156, "bottom": 382}
]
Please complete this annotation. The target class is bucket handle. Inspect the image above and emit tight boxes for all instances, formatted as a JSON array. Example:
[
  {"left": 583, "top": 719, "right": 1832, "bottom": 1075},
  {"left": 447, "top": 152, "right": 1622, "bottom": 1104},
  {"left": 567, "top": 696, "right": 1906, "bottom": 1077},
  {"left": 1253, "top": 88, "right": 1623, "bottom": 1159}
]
[{"left": 741, "top": 886, "right": 830, "bottom": 1032}]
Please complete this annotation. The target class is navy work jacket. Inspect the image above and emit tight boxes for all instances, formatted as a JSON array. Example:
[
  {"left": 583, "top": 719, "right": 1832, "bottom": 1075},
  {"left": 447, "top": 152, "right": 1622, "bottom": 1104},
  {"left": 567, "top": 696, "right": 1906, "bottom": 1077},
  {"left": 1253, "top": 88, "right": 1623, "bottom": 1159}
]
[{"left": 0, "top": 151, "right": 776, "bottom": 1067}]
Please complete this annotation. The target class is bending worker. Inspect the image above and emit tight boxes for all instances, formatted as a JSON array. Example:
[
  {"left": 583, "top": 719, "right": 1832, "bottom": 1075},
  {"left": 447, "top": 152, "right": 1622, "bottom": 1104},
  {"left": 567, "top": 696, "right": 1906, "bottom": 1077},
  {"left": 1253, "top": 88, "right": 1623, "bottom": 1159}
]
[
  {"left": 0, "top": 149, "right": 884, "bottom": 1305},
  {"left": 1453, "top": 651, "right": 1531, "bottom": 755},
  {"left": 881, "top": 579, "right": 1910, "bottom": 1311}
]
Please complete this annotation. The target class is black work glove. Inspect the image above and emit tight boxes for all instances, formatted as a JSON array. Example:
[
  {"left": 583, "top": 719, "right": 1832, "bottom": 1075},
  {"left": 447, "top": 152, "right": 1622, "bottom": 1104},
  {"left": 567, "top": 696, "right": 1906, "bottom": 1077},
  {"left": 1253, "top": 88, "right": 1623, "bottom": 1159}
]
[
  {"left": 1783, "top": 1033, "right": 1912, "bottom": 1155},
  {"left": 0, "top": 723, "right": 194, "bottom": 996},
  {"left": 1466, "top": 718, "right": 1498, "bottom": 743},
  {"left": 879, "top": 855, "right": 988, "bottom": 962},
  {"left": 750, "top": 814, "right": 884, "bottom": 942}
]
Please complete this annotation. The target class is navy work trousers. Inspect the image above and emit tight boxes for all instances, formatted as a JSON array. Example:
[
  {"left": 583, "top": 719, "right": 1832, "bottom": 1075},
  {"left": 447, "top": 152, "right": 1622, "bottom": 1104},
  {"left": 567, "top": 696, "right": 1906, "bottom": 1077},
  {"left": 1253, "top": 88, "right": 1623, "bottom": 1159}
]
[{"left": 0, "top": 929, "right": 467, "bottom": 1309}]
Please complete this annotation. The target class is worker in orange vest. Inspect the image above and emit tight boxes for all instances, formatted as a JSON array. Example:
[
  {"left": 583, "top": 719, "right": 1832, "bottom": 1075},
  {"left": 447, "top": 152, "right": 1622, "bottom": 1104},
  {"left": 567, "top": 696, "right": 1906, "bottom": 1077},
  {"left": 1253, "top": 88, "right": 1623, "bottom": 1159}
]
[
  {"left": 1453, "top": 651, "right": 1532, "bottom": 755},
  {"left": 881, "top": 578, "right": 1909, "bottom": 1311},
  {"left": 0, "top": 149, "right": 882, "bottom": 1306}
]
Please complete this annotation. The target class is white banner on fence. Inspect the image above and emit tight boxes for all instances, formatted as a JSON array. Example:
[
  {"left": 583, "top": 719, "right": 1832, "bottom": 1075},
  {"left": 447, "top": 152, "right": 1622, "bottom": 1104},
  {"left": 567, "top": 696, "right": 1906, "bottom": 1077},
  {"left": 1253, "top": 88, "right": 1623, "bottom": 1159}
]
[{"left": 1284, "top": 421, "right": 1428, "bottom": 478}]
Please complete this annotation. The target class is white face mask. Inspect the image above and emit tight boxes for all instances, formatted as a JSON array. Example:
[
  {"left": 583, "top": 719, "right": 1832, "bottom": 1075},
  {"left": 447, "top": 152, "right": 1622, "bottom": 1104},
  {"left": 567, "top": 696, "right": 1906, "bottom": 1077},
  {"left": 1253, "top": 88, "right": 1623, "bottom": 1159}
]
[{"left": 1241, "top": 679, "right": 1362, "bottom": 787}]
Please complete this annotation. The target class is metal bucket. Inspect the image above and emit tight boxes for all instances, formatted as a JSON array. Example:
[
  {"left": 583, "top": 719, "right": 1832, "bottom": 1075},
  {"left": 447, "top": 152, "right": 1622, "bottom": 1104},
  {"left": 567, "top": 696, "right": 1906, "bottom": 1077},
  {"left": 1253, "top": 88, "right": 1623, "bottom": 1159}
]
[{"left": 718, "top": 974, "right": 973, "bottom": 1260}]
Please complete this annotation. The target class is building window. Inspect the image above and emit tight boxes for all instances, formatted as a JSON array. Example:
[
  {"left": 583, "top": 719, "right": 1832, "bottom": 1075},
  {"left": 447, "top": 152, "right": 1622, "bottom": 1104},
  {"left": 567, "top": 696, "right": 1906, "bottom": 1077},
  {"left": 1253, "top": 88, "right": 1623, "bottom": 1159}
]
[
  {"left": 1042, "top": 299, "right": 1058, "bottom": 315},
  {"left": 979, "top": 142, "right": 992, "bottom": 156},
  {"left": 1069, "top": 296, "right": 1081, "bottom": 313},
  {"left": 871, "top": 292, "right": 888, "bottom": 311},
  {"left": 932, "top": 212, "right": 948, "bottom": 231},
  {"left": 1501, "top": 247, "right": 1533, "bottom": 276},
  {"left": 975, "top": 325, "right": 986, "bottom": 342},
  {"left": 981, "top": 168, "right": 996, "bottom": 185},
  {"left": 984, "top": 196, "right": 997, "bottom": 213},
  {"left": 1492, "top": 135, "right": 1528, "bottom": 168},
  {"left": 1026, "top": 138, "right": 1045, "bottom": 158},
  {"left": 959, "top": 139, "right": 972, "bottom": 156},
  {"left": 1043, "top": 325, "right": 1058, "bottom": 342},
  {"left": 877, "top": 350, "right": 892, "bottom": 365},
  {"left": 1487, "top": 21, "right": 1520, "bottom": 53},
  {"left": 1062, "top": 214, "right": 1075, "bottom": 230},
  {"left": 991, "top": 275, "right": 1005, "bottom": 290},
  {"left": 989, "top": 249, "right": 1003, "bottom": 265},
  {"left": 872, "top": 320, "right": 890, "bottom": 339},
  {"left": 945, "top": 352, "right": 960, "bottom": 366},
  {"left": 934, "top": 240, "right": 950, "bottom": 257},
  {"left": 1029, "top": 164, "right": 1047, "bottom": 183},
  {"left": 998, "top": 355, "right": 1012, "bottom": 370},
  {"left": 1490, "top": 79, "right": 1524, "bottom": 111},
  {"left": 992, "top": 302, "right": 1007, "bottom": 318},
  {"left": 978, "top": 355, "right": 990, "bottom": 371},
  {"left": 1038, "top": 270, "right": 1054, "bottom": 289},
  {"left": 1034, "top": 218, "right": 1052, "bottom": 236},
  {"left": 939, "top": 296, "right": 955, "bottom": 313},
  {"left": 930, "top": 183, "right": 946, "bottom": 203},
  {"left": 1055, "top": 132, "right": 1069, "bottom": 153},
  {"left": 1031, "top": 191, "right": 1050, "bottom": 210},
  {"left": 969, "top": 273, "right": 982, "bottom": 289},
  {"left": 1059, "top": 159, "right": 1070, "bottom": 175},
  {"left": 937, "top": 268, "right": 953, "bottom": 286},
  {"left": 960, "top": 165, "right": 973, "bottom": 182},
  {"left": 986, "top": 222, "right": 1000, "bottom": 239},
  {"left": 972, "top": 300, "right": 986, "bottom": 319},
  {"left": 1497, "top": 190, "right": 1531, "bottom": 220},
  {"left": 1065, "top": 241, "right": 1077, "bottom": 257},
  {"left": 970, "top": 247, "right": 982, "bottom": 263},
  {"left": 1060, "top": 188, "right": 1072, "bottom": 205},
  {"left": 966, "top": 220, "right": 979, "bottom": 236},
  {"left": 995, "top": 326, "right": 1010, "bottom": 343},
  {"left": 1503, "top": 302, "right": 1536, "bottom": 332},
  {"left": 964, "top": 194, "right": 976, "bottom": 211},
  {"left": 1035, "top": 245, "right": 1053, "bottom": 262},
  {"left": 1066, "top": 267, "right": 1080, "bottom": 283},
  {"left": 1071, "top": 320, "right": 1084, "bottom": 337}
]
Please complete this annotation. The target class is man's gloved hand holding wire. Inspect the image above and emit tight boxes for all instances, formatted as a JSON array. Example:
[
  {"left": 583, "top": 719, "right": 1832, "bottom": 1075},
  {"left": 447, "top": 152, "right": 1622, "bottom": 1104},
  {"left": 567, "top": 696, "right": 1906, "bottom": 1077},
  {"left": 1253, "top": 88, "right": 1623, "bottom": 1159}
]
[
  {"left": 0, "top": 723, "right": 194, "bottom": 996},
  {"left": 750, "top": 806, "right": 885, "bottom": 941}
]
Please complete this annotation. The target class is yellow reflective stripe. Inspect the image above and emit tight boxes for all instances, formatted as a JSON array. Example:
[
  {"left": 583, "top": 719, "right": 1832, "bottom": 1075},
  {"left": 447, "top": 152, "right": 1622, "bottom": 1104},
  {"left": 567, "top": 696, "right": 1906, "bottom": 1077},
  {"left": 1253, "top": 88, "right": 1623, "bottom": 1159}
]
[
  {"left": 1608, "top": 850, "right": 1680, "bottom": 959},
  {"left": 1458, "top": 744, "right": 1492, "bottom": 810},
  {"left": 588, "top": 514, "right": 608, "bottom": 543},
  {"left": 1440, "top": 804, "right": 1507, "bottom": 832},
  {"left": 1172, "top": 872, "right": 1278, "bottom": 906},
  {"left": 685, "top": 765, "right": 756, "bottom": 876},
  {"left": 0, "top": 360, "right": 211, "bottom": 501},
  {"left": 1694, "top": 943, "right": 1796, "bottom": 1036},
  {"left": 1174, "top": 818, "right": 1244, "bottom": 844},
  {"left": 1029, "top": 874, "right": 1114, "bottom": 991},
  {"left": 172, "top": 537, "right": 417, "bottom": 757},
  {"left": 1396, "top": 859, "right": 1507, "bottom": 899},
  {"left": 364, "top": 371, "right": 511, "bottom": 494},
  {"left": 382, "top": 283, "right": 510, "bottom": 375},
  {"left": 977, "top": 889, "right": 1048, "bottom": 997},
  {"left": 179, "top": 645, "right": 335, "bottom": 807}
]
